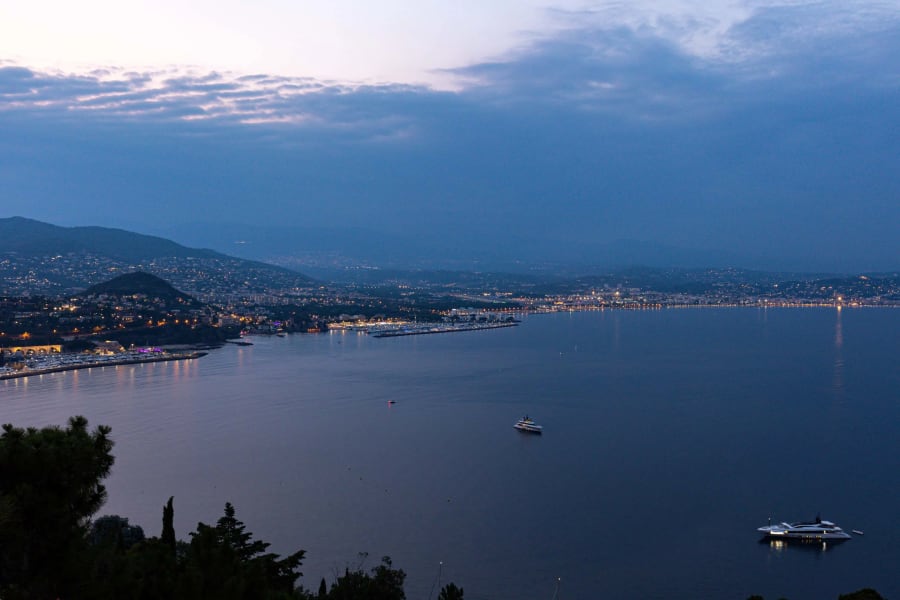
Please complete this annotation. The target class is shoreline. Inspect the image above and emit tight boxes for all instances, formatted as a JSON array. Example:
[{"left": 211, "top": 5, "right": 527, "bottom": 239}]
[{"left": 0, "top": 351, "right": 208, "bottom": 381}]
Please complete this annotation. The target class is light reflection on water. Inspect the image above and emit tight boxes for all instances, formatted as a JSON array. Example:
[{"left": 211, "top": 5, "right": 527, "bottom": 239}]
[
  {"left": 833, "top": 308, "right": 845, "bottom": 400},
  {"left": 1, "top": 308, "right": 898, "bottom": 600},
  {"left": 765, "top": 538, "right": 839, "bottom": 554}
]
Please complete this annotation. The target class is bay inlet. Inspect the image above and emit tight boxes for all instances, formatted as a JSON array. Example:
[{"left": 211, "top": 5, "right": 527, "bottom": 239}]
[{"left": 2, "top": 308, "right": 898, "bottom": 599}]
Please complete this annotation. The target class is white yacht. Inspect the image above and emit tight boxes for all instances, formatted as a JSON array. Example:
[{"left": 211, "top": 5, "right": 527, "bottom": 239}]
[
  {"left": 514, "top": 416, "right": 543, "bottom": 434},
  {"left": 757, "top": 515, "right": 851, "bottom": 541}
]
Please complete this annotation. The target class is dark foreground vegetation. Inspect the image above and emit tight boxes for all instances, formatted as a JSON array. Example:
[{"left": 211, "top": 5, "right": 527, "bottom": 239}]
[
  {"left": 0, "top": 417, "right": 881, "bottom": 600},
  {"left": 747, "top": 592, "right": 884, "bottom": 600},
  {"left": 0, "top": 417, "right": 460, "bottom": 600}
]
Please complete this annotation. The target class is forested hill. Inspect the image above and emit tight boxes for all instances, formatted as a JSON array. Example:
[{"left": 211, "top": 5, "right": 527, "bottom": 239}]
[
  {"left": 0, "top": 217, "right": 314, "bottom": 296},
  {"left": 82, "top": 272, "right": 196, "bottom": 304}
]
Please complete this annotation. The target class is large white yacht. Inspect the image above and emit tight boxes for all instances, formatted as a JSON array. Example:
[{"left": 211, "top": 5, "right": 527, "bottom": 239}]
[
  {"left": 757, "top": 515, "right": 851, "bottom": 541},
  {"left": 514, "top": 416, "right": 543, "bottom": 434}
]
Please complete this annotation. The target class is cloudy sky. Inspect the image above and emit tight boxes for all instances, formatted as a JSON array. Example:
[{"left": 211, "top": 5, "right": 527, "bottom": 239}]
[{"left": 1, "top": 1, "right": 898, "bottom": 271}]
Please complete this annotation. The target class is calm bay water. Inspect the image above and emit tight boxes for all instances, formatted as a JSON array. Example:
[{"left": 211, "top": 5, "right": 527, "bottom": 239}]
[{"left": 2, "top": 308, "right": 898, "bottom": 599}]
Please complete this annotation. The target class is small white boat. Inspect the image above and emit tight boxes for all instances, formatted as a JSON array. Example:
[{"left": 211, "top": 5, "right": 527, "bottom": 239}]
[
  {"left": 514, "top": 416, "right": 542, "bottom": 434},
  {"left": 757, "top": 515, "right": 851, "bottom": 541}
]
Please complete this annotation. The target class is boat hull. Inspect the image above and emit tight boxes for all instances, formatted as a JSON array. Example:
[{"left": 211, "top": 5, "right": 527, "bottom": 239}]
[
  {"left": 757, "top": 520, "right": 851, "bottom": 542},
  {"left": 514, "top": 423, "right": 542, "bottom": 434},
  {"left": 758, "top": 531, "right": 851, "bottom": 541}
]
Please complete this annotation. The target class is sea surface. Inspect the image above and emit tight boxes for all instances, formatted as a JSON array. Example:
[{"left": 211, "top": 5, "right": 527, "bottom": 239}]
[{"left": 2, "top": 308, "right": 898, "bottom": 600}]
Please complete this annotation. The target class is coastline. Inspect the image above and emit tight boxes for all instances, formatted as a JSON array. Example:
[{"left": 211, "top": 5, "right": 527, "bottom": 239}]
[{"left": 0, "top": 351, "right": 208, "bottom": 381}]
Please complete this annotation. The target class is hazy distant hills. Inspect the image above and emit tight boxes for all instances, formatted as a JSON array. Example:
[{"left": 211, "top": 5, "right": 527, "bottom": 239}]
[
  {"left": 0, "top": 217, "right": 226, "bottom": 262},
  {"left": 151, "top": 221, "right": 757, "bottom": 273},
  {"left": 0, "top": 217, "right": 313, "bottom": 296},
  {"left": 2, "top": 217, "right": 896, "bottom": 301},
  {"left": 148, "top": 220, "right": 894, "bottom": 277}
]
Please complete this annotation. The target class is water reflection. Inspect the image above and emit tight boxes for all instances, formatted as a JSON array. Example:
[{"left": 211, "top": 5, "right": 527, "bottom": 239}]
[
  {"left": 760, "top": 537, "right": 846, "bottom": 555},
  {"left": 611, "top": 311, "right": 621, "bottom": 351},
  {"left": 833, "top": 308, "right": 844, "bottom": 400},
  {"left": 1, "top": 309, "right": 896, "bottom": 600},
  {"left": 235, "top": 347, "right": 249, "bottom": 370},
  {"left": 168, "top": 357, "right": 199, "bottom": 383},
  {"left": 834, "top": 307, "right": 844, "bottom": 349}
]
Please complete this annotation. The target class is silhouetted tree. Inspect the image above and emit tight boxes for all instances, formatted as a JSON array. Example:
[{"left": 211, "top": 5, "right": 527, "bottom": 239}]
[
  {"left": 162, "top": 496, "right": 176, "bottom": 552},
  {"left": 328, "top": 568, "right": 372, "bottom": 600},
  {"left": 85, "top": 515, "right": 152, "bottom": 599},
  {"left": 107, "top": 499, "right": 182, "bottom": 600},
  {"left": 90, "top": 515, "right": 146, "bottom": 550},
  {"left": 326, "top": 556, "right": 405, "bottom": 600},
  {"left": 438, "top": 582, "right": 464, "bottom": 600},
  {"left": 838, "top": 590, "right": 885, "bottom": 600},
  {"left": 0, "top": 416, "right": 114, "bottom": 598},
  {"left": 176, "top": 502, "right": 306, "bottom": 599},
  {"left": 370, "top": 556, "right": 406, "bottom": 600},
  {"left": 120, "top": 538, "right": 181, "bottom": 600}
]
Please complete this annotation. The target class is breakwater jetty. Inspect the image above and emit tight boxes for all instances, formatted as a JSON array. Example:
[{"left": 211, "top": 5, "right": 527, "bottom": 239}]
[{"left": 366, "top": 321, "right": 518, "bottom": 338}]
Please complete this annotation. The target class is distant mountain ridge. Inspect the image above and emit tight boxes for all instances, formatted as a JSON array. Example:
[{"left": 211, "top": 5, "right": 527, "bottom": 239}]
[
  {"left": 0, "top": 217, "right": 313, "bottom": 296},
  {"left": 151, "top": 221, "right": 894, "bottom": 275},
  {"left": 2, "top": 217, "right": 230, "bottom": 262}
]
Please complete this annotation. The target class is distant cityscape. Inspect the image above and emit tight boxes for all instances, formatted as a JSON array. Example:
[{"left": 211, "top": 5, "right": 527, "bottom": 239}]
[
  {"left": 2, "top": 258, "right": 897, "bottom": 349},
  {"left": 1, "top": 217, "right": 898, "bottom": 376}
]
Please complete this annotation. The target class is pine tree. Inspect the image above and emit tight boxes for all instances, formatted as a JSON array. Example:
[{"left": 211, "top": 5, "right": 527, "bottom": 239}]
[{"left": 0, "top": 416, "right": 115, "bottom": 598}]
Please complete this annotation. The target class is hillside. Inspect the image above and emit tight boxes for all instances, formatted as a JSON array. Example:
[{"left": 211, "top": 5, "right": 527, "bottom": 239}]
[
  {"left": 0, "top": 217, "right": 224, "bottom": 262},
  {"left": 0, "top": 217, "right": 314, "bottom": 296},
  {"left": 82, "top": 271, "right": 196, "bottom": 304}
]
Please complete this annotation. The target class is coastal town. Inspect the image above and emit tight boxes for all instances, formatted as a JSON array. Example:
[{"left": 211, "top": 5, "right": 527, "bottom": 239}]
[{"left": 2, "top": 257, "right": 897, "bottom": 381}]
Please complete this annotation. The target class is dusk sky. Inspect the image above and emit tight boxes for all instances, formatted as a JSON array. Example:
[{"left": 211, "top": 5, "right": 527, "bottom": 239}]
[{"left": 1, "top": 1, "right": 898, "bottom": 272}]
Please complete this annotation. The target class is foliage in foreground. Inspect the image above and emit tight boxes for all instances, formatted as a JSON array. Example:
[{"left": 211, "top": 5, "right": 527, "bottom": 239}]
[
  {"left": 82, "top": 500, "right": 306, "bottom": 599},
  {"left": 0, "top": 416, "right": 458, "bottom": 600},
  {"left": 0, "top": 416, "right": 114, "bottom": 598}
]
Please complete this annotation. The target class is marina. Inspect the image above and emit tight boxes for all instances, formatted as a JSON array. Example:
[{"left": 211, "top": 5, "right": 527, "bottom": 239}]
[{"left": 0, "top": 350, "right": 208, "bottom": 380}]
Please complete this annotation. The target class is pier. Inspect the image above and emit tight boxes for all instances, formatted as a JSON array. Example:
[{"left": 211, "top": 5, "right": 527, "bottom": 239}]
[{"left": 366, "top": 321, "right": 518, "bottom": 338}]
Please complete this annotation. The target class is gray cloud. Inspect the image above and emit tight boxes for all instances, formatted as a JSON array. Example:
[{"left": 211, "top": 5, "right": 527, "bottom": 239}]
[{"left": 1, "top": 3, "right": 898, "bottom": 272}]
